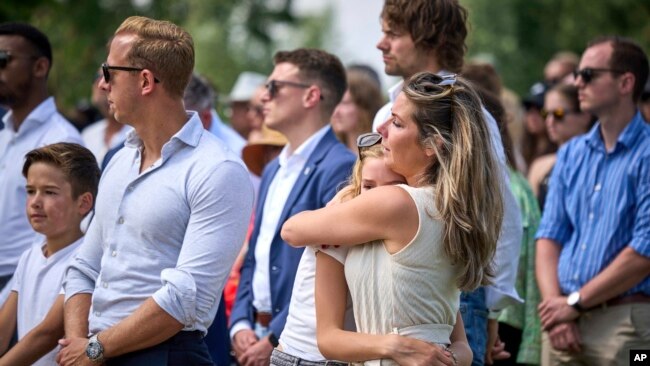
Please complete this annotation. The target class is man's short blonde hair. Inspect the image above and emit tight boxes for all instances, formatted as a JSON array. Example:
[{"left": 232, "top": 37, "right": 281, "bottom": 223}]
[{"left": 115, "top": 16, "right": 194, "bottom": 98}]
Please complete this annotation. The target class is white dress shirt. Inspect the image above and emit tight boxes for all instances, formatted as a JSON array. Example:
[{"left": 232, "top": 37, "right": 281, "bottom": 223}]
[
  {"left": 0, "top": 97, "right": 82, "bottom": 278},
  {"left": 373, "top": 79, "right": 523, "bottom": 310},
  {"left": 229, "top": 125, "right": 331, "bottom": 339},
  {"left": 64, "top": 113, "right": 254, "bottom": 335}
]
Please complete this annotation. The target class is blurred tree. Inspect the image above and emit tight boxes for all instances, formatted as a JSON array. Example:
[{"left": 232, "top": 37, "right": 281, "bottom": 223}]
[
  {"left": 464, "top": 0, "right": 650, "bottom": 96},
  {"left": 0, "top": 0, "right": 330, "bottom": 125}
]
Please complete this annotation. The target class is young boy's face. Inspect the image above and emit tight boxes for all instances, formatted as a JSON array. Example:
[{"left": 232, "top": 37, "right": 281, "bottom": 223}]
[{"left": 25, "top": 162, "right": 84, "bottom": 239}]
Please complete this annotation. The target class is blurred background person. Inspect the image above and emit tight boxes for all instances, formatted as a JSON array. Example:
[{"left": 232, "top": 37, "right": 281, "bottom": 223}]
[
  {"left": 82, "top": 72, "right": 131, "bottom": 164},
  {"left": 0, "top": 22, "right": 82, "bottom": 299},
  {"left": 527, "top": 84, "right": 595, "bottom": 211},
  {"left": 463, "top": 60, "right": 527, "bottom": 172},
  {"left": 521, "top": 81, "right": 557, "bottom": 173},
  {"left": 331, "top": 66, "right": 384, "bottom": 153},
  {"left": 185, "top": 72, "right": 247, "bottom": 156},
  {"left": 543, "top": 51, "right": 580, "bottom": 87},
  {"left": 227, "top": 71, "right": 267, "bottom": 140}
]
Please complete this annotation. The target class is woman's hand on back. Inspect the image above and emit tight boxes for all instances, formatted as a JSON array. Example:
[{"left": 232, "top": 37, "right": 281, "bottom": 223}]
[{"left": 386, "top": 334, "right": 456, "bottom": 366}]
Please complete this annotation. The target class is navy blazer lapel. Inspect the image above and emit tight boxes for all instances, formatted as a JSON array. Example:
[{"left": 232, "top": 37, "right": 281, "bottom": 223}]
[{"left": 277, "top": 129, "right": 337, "bottom": 227}]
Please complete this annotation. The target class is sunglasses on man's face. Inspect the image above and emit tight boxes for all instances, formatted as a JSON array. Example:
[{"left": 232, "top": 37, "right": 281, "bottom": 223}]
[
  {"left": 265, "top": 79, "right": 324, "bottom": 100},
  {"left": 572, "top": 67, "right": 625, "bottom": 84},
  {"left": 101, "top": 63, "right": 160, "bottom": 84},
  {"left": 540, "top": 107, "right": 576, "bottom": 121},
  {"left": 356, "top": 132, "right": 382, "bottom": 156},
  {"left": 0, "top": 50, "right": 38, "bottom": 69}
]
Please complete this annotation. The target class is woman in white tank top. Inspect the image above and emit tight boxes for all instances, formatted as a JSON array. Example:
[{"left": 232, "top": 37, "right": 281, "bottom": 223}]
[{"left": 282, "top": 73, "right": 504, "bottom": 365}]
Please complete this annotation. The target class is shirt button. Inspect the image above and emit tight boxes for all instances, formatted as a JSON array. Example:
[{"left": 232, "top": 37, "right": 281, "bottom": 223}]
[
  {"left": 594, "top": 183, "right": 601, "bottom": 191},
  {"left": 94, "top": 311, "right": 101, "bottom": 317},
  {"left": 102, "top": 282, "right": 108, "bottom": 288},
  {"left": 271, "top": 266, "right": 278, "bottom": 271},
  {"left": 274, "top": 308, "right": 280, "bottom": 313},
  {"left": 581, "top": 244, "right": 587, "bottom": 250},
  {"left": 573, "top": 274, "right": 579, "bottom": 280},
  {"left": 118, "top": 217, "right": 124, "bottom": 224},
  {"left": 589, "top": 213, "right": 594, "bottom": 220},
  {"left": 111, "top": 250, "right": 117, "bottom": 257}
]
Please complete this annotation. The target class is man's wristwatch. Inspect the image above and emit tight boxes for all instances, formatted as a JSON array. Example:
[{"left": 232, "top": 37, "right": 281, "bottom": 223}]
[
  {"left": 267, "top": 332, "right": 279, "bottom": 347},
  {"left": 86, "top": 334, "right": 105, "bottom": 363},
  {"left": 567, "top": 291, "right": 585, "bottom": 312}
]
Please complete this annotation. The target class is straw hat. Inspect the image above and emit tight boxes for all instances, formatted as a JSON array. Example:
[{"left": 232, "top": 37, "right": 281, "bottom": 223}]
[{"left": 242, "top": 126, "right": 288, "bottom": 176}]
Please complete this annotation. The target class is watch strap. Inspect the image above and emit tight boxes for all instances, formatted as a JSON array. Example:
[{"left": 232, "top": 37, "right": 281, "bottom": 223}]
[{"left": 267, "top": 332, "right": 279, "bottom": 347}]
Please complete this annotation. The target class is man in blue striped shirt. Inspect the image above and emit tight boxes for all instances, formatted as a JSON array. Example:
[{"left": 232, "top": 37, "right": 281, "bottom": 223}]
[{"left": 536, "top": 36, "right": 650, "bottom": 365}]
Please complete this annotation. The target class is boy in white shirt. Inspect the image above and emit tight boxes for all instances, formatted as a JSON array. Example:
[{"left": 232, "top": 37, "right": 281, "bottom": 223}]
[{"left": 0, "top": 142, "right": 100, "bottom": 366}]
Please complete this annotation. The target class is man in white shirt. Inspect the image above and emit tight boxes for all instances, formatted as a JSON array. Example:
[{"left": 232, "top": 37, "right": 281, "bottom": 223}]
[
  {"left": 229, "top": 48, "right": 355, "bottom": 366},
  {"left": 371, "top": 1, "right": 523, "bottom": 365},
  {"left": 59, "top": 16, "right": 254, "bottom": 365},
  {"left": 82, "top": 74, "right": 131, "bottom": 164},
  {"left": 0, "top": 22, "right": 82, "bottom": 295}
]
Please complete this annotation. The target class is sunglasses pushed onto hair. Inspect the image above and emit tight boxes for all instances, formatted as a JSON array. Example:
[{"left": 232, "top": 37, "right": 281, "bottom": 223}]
[
  {"left": 572, "top": 67, "right": 625, "bottom": 84},
  {"left": 101, "top": 63, "right": 160, "bottom": 84},
  {"left": 356, "top": 132, "right": 382, "bottom": 156}
]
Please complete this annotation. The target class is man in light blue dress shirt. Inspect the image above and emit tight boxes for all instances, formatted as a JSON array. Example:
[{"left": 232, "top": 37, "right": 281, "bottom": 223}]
[
  {"left": 536, "top": 36, "right": 650, "bottom": 365},
  {"left": 59, "top": 16, "right": 254, "bottom": 366}
]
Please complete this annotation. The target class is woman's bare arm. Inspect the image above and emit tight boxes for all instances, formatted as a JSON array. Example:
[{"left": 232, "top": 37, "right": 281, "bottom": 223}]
[{"left": 282, "top": 186, "right": 417, "bottom": 251}]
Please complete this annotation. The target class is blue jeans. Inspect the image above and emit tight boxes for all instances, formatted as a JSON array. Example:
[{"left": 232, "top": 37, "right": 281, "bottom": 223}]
[
  {"left": 460, "top": 287, "right": 488, "bottom": 366},
  {"left": 106, "top": 331, "right": 214, "bottom": 365}
]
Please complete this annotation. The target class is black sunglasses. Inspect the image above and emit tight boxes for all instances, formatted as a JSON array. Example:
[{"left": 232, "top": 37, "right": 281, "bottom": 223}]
[
  {"left": 540, "top": 107, "right": 576, "bottom": 121},
  {"left": 101, "top": 63, "right": 160, "bottom": 84},
  {"left": 265, "top": 79, "right": 324, "bottom": 100},
  {"left": 573, "top": 67, "right": 625, "bottom": 84},
  {"left": 0, "top": 50, "right": 38, "bottom": 69},
  {"left": 356, "top": 132, "right": 382, "bottom": 156}
]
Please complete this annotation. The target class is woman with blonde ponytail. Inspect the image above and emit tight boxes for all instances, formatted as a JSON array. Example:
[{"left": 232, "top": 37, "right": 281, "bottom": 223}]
[{"left": 281, "top": 72, "right": 503, "bottom": 366}]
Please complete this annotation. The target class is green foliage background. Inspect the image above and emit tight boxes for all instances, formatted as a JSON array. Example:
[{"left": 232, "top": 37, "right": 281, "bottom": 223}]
[
  {"left": 1, "top": 0, "right": 648, "bottom": 118},
  {"left": 464, "top": 0, "right": 650, "bottom": 94}
]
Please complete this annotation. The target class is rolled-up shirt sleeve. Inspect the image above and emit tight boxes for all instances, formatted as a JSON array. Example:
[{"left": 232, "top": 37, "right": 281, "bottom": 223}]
[{"left": 152, "top": 161, "right": 254, "bottom": 327}]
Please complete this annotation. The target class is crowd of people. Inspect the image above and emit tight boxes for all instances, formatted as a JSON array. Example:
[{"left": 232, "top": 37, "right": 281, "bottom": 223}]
[{"left": 0, "top": 0, "right": 648, "bottom": 365}]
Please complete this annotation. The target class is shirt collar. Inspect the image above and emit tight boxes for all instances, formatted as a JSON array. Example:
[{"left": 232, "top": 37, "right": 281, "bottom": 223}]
[
  {"left": 1, "top": 97, "right": 57, "bottom": 133},
  {"left": 125, "top": 111, "right": 203, "bottom": 151},
  {"left": 278, "top": 124, "right": 331, "bottom": 167},
  {"left": 586, "top": 111, "right": 645, "bottom": 151}
]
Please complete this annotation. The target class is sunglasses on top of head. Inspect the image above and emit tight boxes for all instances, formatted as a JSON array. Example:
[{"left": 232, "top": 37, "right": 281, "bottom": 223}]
[
  {"left": 356, "top": 132, "right": 382, "bottom": 156},
  {"left": 101, "top": 63, "right": 160, "bottom": 84},
  {"left": 265, "top": 79, "right": 324, "bottom": 100},
  {"left": 572, "top": 67, "right": 625, "bottom": 84}
]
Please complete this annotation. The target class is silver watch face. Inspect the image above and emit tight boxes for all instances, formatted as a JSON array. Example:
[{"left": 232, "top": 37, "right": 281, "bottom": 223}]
[
  {"left": 86, "top": 340, "right": 103, "bottom": 360},
  {"left": 567, "top": 291, "right": 580, "bottom": 306}
]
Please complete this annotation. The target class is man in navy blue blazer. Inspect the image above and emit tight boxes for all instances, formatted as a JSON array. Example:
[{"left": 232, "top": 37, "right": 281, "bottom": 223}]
[{"left": 229, "top": 48, "right": 355, "bottom": 366}]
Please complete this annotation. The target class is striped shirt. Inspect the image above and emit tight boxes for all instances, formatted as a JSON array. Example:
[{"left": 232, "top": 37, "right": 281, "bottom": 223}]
[{"left": 536, "top": 111, "right": 650, "bottom": 296}]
